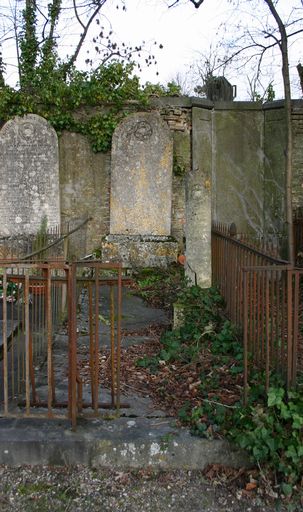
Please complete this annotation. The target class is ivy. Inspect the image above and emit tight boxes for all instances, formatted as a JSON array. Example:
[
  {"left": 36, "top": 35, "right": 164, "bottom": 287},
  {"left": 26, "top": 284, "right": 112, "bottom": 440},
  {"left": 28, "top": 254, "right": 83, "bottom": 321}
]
[
  {"left": 229, "top": 387, "right": 303, "bottom": 488},
  {"left": 0, "top": 61, "right": 183, "bottom": 151},
  {"left": 0, "top": 61, "right": 151, "bottom": 151},
  {"left": 19, "top": 0, "right": 39, "bottom": 89},
  {"left": 0, "top": 0, "right": 176, "bottom": 150}
]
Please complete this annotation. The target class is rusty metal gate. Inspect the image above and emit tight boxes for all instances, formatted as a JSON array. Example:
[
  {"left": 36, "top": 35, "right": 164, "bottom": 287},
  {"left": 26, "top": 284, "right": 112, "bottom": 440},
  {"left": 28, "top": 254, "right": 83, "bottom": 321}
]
[{"left": 0, "top": 260, "right": 125, "bottom": 429}]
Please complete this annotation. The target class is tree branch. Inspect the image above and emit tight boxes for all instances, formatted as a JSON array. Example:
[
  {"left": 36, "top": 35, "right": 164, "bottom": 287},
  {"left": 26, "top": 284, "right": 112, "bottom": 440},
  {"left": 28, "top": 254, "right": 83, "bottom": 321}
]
[{"left": 63, "top": 0, "right": 107, "bottom": 75}]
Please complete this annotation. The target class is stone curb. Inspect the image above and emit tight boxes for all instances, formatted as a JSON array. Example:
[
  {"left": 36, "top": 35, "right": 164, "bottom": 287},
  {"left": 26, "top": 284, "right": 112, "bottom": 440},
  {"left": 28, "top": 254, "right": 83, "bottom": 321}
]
[{"left": 0, "top": 416, "right": 250, "bottom": 469}]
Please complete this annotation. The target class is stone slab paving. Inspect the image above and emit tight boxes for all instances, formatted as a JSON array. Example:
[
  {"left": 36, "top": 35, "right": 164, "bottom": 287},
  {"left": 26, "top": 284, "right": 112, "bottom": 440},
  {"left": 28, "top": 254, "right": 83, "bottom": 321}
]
[{"left": 0, "top": 287, "right": 250, "bottom": 469}]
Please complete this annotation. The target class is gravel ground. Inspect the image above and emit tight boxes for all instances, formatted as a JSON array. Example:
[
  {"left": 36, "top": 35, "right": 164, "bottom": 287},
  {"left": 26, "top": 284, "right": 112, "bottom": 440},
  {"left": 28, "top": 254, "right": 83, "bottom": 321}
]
[{"left": 0, "top": 465, "right": 293, "bottom": 512}]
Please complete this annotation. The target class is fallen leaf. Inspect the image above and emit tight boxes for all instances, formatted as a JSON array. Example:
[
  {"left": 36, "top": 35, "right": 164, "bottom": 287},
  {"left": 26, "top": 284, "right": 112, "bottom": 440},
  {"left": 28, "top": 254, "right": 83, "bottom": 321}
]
[{"left": 246, "top": 482, "right": 257, "bottom": 491}]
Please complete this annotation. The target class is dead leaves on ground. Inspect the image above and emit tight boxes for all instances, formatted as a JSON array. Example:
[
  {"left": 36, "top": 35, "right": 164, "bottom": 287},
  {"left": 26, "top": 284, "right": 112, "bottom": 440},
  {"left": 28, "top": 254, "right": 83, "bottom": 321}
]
[{"left": 78, "top": 323, "right": 243, "bottom": 418}]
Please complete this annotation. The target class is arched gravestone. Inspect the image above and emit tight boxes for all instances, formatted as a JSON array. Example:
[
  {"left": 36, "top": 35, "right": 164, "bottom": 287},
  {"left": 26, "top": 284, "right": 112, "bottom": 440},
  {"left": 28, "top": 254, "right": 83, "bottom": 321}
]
[
  {"left": 110, "top": 111, "right": 173, "bottom": 236},
  {"left": 102, "top": 111, "right": 178, "bottom": 267},
  {"left": 0, "top": 114, "right": 60, "bottom": 235}
]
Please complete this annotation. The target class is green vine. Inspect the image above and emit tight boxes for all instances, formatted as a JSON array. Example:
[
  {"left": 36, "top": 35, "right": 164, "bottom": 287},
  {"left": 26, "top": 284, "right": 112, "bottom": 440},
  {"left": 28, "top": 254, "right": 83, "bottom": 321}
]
[
  {"left": 0, "top": 61, "right": 181, "bottom": 152},
  {"left": 0, "top": 0, "right": 181, "bottom": 152},
  {"left": 19, "top": 0, "right": 39, "bottom": 89}
]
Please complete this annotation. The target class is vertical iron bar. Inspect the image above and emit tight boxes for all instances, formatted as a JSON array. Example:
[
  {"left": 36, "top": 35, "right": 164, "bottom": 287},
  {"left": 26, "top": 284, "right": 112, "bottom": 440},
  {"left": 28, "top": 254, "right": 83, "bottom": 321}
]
[
  {"left": 46, "top": 267, "right": 54, "bottom": 416},
  {"left": 94, "top": 265, "right": 99, "bottom": 413},
  {"left": 3, "top": 271, "right": 8, "bottom": 415},
  {"left": 116, "top": 265, "right": 122, "bottom": 411},
  {"left": 243, "top": 271, "right": 248, "bottom": 406},
  {"left": 265, "top": 270, "right": 270, "bottom": 393},
  {"left": 287, "top": 269, "right": 293, "bottom": 390},
  {"left": 68, "top": 264, "right": 77, "bottom": 429},
  {"left": 25, "top": 272, "right": 30, "bottom": 416},
  {"left": 110, "top": 284, "right": 116, "bottom": 407},
  {"left": 88, "top": 282, "right": 95, "bottom": 408},
  {"left": 270, "top": 269, "right": 275, "bottom": 371},
  {"left": 292, "top": 270, "right": 299, "bottom": 387}
]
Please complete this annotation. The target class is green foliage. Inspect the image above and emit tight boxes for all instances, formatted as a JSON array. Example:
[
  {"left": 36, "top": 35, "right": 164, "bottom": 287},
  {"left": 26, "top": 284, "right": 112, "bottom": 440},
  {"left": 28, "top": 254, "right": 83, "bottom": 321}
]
[
  {"left": 136, "top": 355, "right": 160, "bottom": 374},
  {"left": 0, "top": 48, "right": 5, "bottom": 87},
  {"left": 211, "top": 320, "right": 244, "bottom": 374},
  {"left": 230, "top": 387, "right": 303, "bottom": 487},
  {"left": 135, "top": 268, "right": 303, "bottom": 493},
  {"left": 0, "top": 278, "right": 19, "bottom": 302},
  {"left": 0, "top": 61, "right": 144, "bottom": 152},
  {"left": 0, "top": 0, "right": 176, "bottom": 151},
  {"left": 85, "top": 112, "right": 125, "bottom": 153},
  {"left": 19, "top": 0, "right": 39, "bottom": 88},
  {"left": 142, "top": 81, "right": 182, "bottom": 97},
  {"left": 136, "top": 284, "right": 227, "bottom": 367},
  {"left": 252, "top": 82, "right": 276, "bottom": 103},
  {"left": 173, "top": 155, "right": 187, "bottom": 177},
  {"left": 32, "top": 215, "right": 48, "bottom": 255},
  {"left": 0, "top": 59, "right": 181, "bottom": 152},
  {"left": 178, "top": 400, "right": 228, "bottom": 438},
  {"left": 134, "top": 265, "right": 188, "bottom": 311}
]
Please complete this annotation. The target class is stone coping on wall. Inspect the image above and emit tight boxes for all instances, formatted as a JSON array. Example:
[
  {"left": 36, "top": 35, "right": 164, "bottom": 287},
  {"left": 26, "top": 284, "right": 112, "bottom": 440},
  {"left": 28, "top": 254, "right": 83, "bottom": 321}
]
[
  {"left": 25, "top": 98, "right": 302, "bottom": 125},
  {"left": 150, "top": 96, "right": 303, "bottom": 111}
]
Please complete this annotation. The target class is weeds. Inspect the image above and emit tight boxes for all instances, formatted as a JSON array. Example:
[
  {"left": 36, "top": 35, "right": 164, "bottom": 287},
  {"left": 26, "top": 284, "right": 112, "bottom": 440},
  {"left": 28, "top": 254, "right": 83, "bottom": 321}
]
[
  {"left": 133, "top": 265, "right": 188, "bottom": 311},
  {"left": 133, "top": 268, "right": 303, "bottom": 495},
  {"left": 229, "top": 387, "right": 303, "bottom": 490}
]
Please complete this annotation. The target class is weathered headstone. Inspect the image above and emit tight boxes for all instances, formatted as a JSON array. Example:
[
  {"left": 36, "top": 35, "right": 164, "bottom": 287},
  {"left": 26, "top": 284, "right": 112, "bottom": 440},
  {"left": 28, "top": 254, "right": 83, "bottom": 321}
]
[
  {"left": 110, "top": 112, "right": 173, "bottom": 236},
  {"left": 0, "top": 114, "right": 60, "bottom": 235},
  {"left": 102, "top": 111, "right": 178, "bottom": 267}
]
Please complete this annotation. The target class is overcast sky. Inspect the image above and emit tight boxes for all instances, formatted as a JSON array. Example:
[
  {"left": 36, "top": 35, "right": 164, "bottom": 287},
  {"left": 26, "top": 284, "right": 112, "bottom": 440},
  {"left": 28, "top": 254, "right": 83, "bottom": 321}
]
[
  {"left": 2, "top": 0, "right": 303, "bottom": 100},
  {"left": 96, "top": 0, "right": 303, "bottom": 100}
]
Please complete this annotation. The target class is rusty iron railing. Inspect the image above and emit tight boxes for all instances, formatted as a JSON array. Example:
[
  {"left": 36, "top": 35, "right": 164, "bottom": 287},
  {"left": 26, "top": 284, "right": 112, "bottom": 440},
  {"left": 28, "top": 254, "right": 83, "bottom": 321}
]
[
  {"left": 0, "top": 216, "right": 91, "bottom": 262},
  {"left": 212, "top": 222, "right": 288, "bottom": 326},
  {"left": 242, "top": 266, "right": 302, "bottom": 402},
  {"left": 67, "top": 261, "right": 128, "bottom": 429},
  {"left": 212, "top": 222, "right": 302, "bottom": 400},
  {"left": 0, "top": 260, "right": 126, "bottom": 429},
  {"left": 293, "top": 209, "right": 303, "bottom": 265}
]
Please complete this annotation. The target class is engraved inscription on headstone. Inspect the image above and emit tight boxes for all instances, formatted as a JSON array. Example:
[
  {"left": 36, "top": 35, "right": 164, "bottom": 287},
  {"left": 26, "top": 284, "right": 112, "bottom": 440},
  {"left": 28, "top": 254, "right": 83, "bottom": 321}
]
[
  {"left": 0, "top": 114, "right": 60, "bottom": 235},
  {"left": 110, "top": 112, "right": 173, "bottom": 236}
]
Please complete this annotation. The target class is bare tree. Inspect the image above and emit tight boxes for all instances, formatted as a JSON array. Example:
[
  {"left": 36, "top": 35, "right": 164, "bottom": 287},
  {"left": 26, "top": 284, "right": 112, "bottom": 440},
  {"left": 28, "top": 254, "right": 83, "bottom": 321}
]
[
  {"left": 263, "top": 0, "right": 295, "bottom": 264},
  {"left": 298, "top": 63, "right": 303, "bottom": 93},
  {"left": 172, "top": 0, "right": 303, "bottom": 264},
  {"left": 0, "top": 0, "right": 159, "bottom": 86}
]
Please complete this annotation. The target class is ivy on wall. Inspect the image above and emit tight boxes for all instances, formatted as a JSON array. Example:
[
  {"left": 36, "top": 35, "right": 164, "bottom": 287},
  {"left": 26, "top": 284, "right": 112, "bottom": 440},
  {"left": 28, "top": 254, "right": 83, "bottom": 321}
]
[{"left": 0, "top": 62, "right": 181, "bottom": 152}]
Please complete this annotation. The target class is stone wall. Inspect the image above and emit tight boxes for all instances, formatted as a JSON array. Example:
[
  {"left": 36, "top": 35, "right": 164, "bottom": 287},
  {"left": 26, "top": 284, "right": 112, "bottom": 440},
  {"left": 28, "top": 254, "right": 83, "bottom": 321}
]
[
  {"left": 1, "top": 98, "right": 302, "bottom": 283},
  {"left": 263, "top": 102, "right": 287, "bottom": 236},
  {"left": 58, "top": 103, "right": 191, "bottom": 256},
  {"left": 171, "top": 119, "right": 191, "bottom": 250},
  {"left": 212, "top": 103, "right": 264, "bottom": 235},
  {"left": 59, "top": 131, "right": 111, "bottom": 255},
  {"left": 186, "top": 107, "right": 212, "bottom": 287}
]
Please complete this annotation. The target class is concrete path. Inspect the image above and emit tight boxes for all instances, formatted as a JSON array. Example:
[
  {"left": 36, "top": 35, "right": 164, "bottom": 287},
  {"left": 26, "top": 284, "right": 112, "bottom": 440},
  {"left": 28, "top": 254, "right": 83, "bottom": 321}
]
[
  {"left": 0, "top": 301, "right": 21, "bottom": 348},
  {"left": 0, "top": 286, "right": 249, "bottom": 469}
]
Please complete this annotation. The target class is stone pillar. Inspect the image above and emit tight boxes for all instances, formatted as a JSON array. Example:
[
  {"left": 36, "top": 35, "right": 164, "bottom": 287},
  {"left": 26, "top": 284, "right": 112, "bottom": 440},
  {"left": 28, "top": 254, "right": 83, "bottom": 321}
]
[{"left": 185, "top": 108, "right": 212, "bottom": 287}]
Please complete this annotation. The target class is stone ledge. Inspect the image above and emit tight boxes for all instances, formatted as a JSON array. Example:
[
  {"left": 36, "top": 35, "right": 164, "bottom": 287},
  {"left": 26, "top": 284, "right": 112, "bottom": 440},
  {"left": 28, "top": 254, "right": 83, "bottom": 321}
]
[
  {"left": 101, "top": 234, "right": 178, "bottom": 268},
  {"left": 0, "top": 416, "right": 251, "bottom": 469}
]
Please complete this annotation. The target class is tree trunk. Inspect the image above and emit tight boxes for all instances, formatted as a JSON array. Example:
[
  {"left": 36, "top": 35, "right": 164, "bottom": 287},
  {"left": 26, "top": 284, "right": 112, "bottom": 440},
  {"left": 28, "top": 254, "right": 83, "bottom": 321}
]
[
  {"left": 297, "top": 63, "right": 303, "bottom": 94},
  {"left": 264, "top": 0, "right": 294, "bottom": 265}
]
